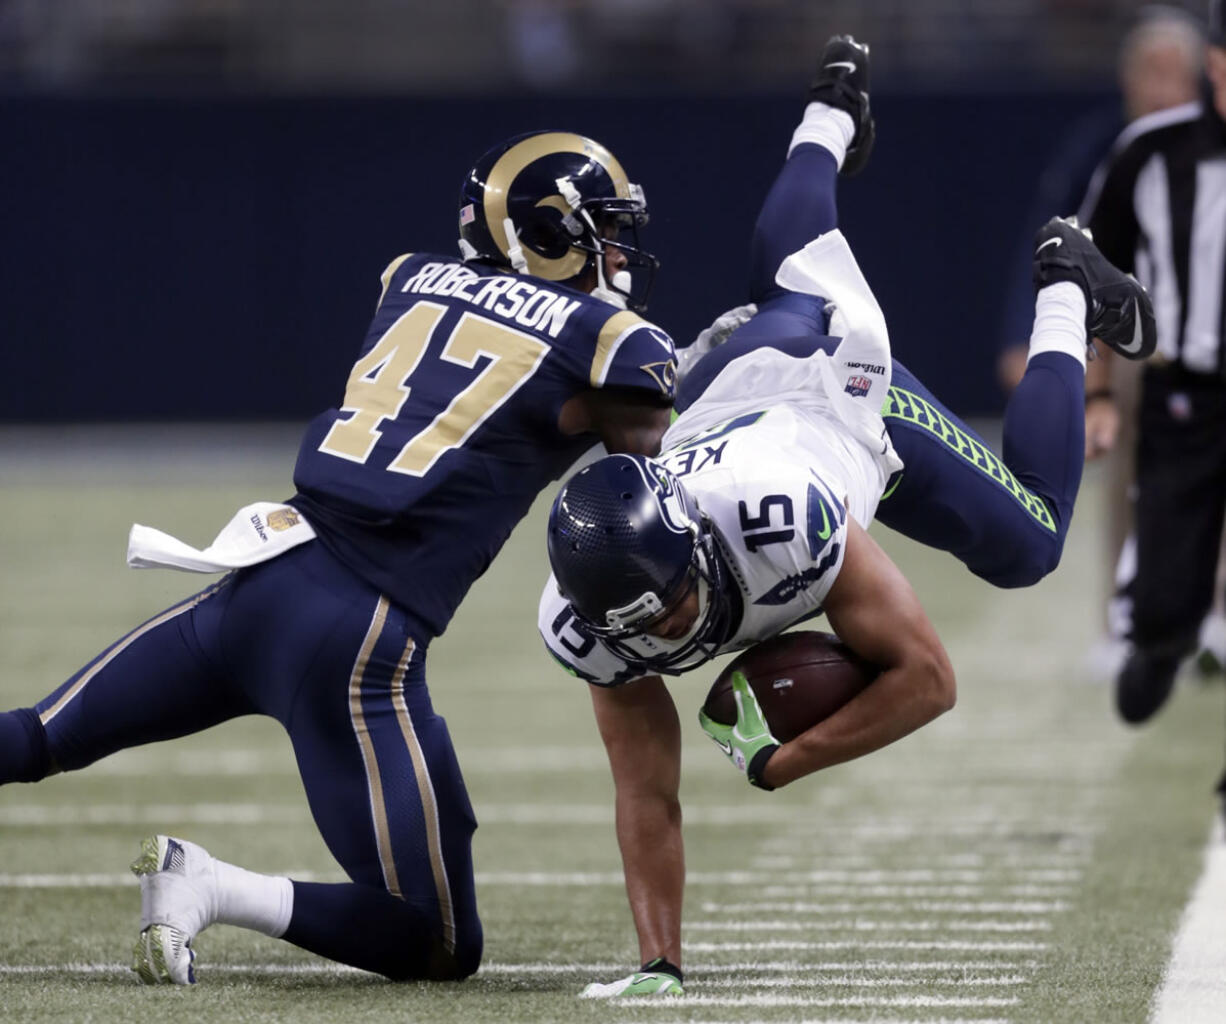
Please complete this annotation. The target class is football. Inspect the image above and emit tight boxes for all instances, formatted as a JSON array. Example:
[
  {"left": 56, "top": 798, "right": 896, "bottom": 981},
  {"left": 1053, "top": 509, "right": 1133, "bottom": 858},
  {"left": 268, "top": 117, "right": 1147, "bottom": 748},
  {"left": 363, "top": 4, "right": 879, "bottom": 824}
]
[{"left": 702, "top": 630, "right": 879, "bottom": 742}]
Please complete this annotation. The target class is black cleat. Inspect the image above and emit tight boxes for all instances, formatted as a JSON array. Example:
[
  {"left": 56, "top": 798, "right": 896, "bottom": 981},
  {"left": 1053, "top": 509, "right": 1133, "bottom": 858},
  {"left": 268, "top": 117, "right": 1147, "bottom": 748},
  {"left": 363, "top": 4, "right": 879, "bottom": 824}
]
[
  {"left": 1033, "top": 216, "right": 1157, "bottom": 360},
  {"left": 1115, "top": 650, "right": 1179, "bottom": 724},
  {"left": 808, "top": 35, "right": 874, "bottom": 177}
]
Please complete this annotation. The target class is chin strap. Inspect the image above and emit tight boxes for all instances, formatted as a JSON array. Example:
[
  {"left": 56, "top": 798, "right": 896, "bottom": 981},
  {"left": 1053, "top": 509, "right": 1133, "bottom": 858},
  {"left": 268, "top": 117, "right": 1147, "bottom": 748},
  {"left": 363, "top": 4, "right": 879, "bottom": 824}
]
[
  {"left": 557, "top": 176, "right": 631, "bottom": 308},
  {"left": 502, "top": 217, "right": 529, "bottom": 274},
  {"left": 591, "top": 272, "right": 630, "bottom": 310}
]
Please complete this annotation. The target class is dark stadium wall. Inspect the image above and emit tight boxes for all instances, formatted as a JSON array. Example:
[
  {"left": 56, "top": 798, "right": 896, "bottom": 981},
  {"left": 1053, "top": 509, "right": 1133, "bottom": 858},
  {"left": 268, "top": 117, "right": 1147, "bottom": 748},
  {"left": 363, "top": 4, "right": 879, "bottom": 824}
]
[{"left": 0, "top": 91, "right": 1115, "bottom": 422}]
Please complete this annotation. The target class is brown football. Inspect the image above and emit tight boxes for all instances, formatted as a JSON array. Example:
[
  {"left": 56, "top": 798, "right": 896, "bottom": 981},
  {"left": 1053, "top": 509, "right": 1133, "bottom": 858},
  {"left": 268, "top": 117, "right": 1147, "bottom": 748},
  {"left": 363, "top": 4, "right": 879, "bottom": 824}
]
[{"left": 702, "top": 630, "right": 879, "bottom": 742}]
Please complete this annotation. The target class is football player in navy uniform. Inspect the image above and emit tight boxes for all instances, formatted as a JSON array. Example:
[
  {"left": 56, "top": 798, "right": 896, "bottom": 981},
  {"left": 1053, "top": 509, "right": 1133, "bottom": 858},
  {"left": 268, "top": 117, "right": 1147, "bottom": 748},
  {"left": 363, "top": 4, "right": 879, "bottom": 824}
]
[
  {"left": 0, "top": 133, "right": 676, "bottom": 984},
  {"left": 538, "top": 38, "right": 1158, "bottom": 998}
]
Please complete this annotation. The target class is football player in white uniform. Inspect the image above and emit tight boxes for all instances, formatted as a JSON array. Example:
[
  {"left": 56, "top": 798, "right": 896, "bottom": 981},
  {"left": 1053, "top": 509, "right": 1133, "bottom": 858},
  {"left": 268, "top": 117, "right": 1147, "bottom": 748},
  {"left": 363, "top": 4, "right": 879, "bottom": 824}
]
[{"left": 538, "top": 36, "right": 1156, "bottom": 998}]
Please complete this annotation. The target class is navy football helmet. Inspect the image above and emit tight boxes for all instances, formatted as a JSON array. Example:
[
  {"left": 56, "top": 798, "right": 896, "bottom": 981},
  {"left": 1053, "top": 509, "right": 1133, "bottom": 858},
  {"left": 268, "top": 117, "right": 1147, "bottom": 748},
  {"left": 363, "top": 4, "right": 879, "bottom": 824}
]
[
  {"left": 546, "top": 454, "right": 735, "bottom": 674},
  {"left": 457, "top": 131, "right": 658, "bottom": 311}
]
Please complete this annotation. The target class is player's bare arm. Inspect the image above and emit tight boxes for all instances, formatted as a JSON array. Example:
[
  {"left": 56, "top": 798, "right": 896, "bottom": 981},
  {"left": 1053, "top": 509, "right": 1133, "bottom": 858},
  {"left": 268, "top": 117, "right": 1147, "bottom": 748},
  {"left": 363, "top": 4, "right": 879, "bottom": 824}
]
[
  {"left": 760, "top": 518, "right": 956, "bottom": 789},
  {"left": 1083, "top": 346, "right": 1119, "bottom": 459},
  {"left": 589, "top": 676, "right": 684, "bottom": 968},
  {"left": 558, "top": 387, "right": 672, "bottom": 456}
]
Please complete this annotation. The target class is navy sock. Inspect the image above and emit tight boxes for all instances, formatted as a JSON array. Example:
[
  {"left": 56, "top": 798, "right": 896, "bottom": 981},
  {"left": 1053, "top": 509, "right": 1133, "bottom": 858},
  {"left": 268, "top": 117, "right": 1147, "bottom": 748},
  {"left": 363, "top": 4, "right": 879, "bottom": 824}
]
[
  {"left": 1001, "top": 349, "right": 1086, "bottom": 531},
  {"left": 283, "top": 880, "right": 481, "bottom": 981},
  {"left": 0, "top": 708, "right": 54, "bottom": 784},
  {"left": 749, "top": 143, "right": 839, "bottom": 299}
]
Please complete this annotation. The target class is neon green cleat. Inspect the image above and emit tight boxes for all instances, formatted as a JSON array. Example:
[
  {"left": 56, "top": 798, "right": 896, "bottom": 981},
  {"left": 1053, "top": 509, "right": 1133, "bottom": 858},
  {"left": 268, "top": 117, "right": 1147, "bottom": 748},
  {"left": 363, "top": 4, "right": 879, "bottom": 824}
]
[{"left": 580, "top": 970, "right": 684, "bottom": 998}]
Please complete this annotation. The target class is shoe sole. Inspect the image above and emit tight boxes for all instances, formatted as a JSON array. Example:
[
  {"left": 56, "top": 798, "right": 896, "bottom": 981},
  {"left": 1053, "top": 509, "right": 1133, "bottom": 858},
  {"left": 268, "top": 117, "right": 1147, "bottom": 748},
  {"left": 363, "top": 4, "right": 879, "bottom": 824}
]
[
  {"left": 130, "top": 834, "right": 196, "bottom": 985},
  {"left": 130, "top": 834, "right": 171, "bottom": 878},
  {"left": 131, "top": 924, "right": 192, "bottom": 984}
]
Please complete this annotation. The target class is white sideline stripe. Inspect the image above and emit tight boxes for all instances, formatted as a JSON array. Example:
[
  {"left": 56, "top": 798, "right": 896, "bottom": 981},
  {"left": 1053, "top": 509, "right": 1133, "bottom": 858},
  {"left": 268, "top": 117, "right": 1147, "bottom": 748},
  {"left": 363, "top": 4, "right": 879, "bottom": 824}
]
[
  {"left": 686, "top": 919, "right": 1051, "bottom": 933},
  {"left": 1150, "top": 817, "right": 1226, "bottom": 1024},
  {"left": 703, "top": 900, "right": 1069, "bottom": 914},
  {"left": 611, "top": 994, "right": 1020, "bottom": 1008}
]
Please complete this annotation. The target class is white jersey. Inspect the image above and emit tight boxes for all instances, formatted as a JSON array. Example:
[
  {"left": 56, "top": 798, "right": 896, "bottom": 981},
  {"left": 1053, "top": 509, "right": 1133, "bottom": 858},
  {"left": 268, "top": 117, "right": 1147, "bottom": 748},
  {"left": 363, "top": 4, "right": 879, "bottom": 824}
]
[
  {"left": 538, "top": 228, "right": 904, "bottom": 686},
  {"left": 539, "top": 361, "right": 899, "bottom": 686}
]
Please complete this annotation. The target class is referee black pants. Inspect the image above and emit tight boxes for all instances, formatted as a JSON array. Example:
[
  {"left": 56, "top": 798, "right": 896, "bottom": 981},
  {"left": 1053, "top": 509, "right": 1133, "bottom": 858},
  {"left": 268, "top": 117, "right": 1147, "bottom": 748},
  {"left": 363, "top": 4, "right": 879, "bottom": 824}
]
[{"left": 1131, "top": 365, "right": 1226, "bottom": 659}]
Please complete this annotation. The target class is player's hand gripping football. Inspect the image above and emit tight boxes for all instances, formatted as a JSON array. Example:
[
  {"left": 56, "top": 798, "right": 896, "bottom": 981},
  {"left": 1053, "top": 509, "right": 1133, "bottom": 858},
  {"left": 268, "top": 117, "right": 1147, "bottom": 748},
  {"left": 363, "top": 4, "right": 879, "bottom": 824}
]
[{"left": 698, "top": 671, "right": 781, "bottom": 789}]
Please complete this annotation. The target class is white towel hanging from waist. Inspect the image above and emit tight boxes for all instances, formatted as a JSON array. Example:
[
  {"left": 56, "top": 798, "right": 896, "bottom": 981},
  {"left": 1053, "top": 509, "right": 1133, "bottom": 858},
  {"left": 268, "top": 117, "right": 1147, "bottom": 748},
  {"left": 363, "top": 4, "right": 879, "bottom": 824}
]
[{"left": 127, "top": 502, "right": 316, "bottom": 573}]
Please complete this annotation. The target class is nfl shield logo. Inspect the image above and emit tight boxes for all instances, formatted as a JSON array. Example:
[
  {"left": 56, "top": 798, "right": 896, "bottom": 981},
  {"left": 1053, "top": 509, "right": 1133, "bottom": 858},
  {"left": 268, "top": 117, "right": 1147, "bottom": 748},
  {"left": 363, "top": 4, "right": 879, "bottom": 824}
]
[{"left": 845, "top": 375, "right": 872, "bottom": 398}]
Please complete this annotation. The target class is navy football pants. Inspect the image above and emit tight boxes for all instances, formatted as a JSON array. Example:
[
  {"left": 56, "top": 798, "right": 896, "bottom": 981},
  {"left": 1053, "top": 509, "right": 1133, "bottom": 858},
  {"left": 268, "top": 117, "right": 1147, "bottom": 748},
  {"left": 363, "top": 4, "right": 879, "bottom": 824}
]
[
  {"left": 2, "top": 541, "right": 482, "bottom": 980},
  {"left": 733, "top": 140, "right": 1085, "bottom": 586}
]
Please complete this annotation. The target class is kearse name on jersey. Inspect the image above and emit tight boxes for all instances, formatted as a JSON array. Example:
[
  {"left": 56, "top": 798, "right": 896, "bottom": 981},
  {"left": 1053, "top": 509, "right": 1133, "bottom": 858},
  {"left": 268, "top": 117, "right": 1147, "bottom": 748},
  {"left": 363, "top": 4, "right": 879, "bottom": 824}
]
[{"left": 402, "top": 262, "right": 581, "bottom": 338}]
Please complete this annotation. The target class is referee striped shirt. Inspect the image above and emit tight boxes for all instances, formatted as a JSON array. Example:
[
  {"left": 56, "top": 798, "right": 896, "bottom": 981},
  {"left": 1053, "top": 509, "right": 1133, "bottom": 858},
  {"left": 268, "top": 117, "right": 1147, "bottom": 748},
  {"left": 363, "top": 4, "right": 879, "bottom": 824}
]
[{"left": 1078, "top": 100, "right": 1226, "bottom": 374}]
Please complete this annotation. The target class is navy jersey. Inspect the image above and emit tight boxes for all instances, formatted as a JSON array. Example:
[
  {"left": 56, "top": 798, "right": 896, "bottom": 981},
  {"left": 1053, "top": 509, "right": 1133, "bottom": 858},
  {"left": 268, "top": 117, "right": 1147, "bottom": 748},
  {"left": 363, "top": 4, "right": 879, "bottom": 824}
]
[{"left": 291, "top": 253, "right": 676, "bottom": 638}]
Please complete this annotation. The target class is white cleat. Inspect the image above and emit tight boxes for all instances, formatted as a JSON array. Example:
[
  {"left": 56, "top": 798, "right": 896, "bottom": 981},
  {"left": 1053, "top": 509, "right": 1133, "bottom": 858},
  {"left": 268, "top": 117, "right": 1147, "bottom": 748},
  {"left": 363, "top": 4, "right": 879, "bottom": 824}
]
[{"left": 130, "top": 834, "right": 219, "bottom": 985}]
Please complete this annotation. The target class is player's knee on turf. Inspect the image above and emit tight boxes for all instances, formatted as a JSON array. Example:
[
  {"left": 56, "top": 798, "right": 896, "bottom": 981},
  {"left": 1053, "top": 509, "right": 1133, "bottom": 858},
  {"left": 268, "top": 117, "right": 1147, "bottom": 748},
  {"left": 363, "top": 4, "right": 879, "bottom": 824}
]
[
  {"left": 380, "top": 919, "right": 482, "bottom": 982},
  {"left": 443, "top": 923, "right": 483, "bottom": 981}
]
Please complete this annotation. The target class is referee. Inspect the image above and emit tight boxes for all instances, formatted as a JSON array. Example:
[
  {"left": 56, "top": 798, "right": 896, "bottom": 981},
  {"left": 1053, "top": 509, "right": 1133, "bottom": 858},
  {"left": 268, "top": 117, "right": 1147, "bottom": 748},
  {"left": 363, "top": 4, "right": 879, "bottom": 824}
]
[{"left": 1078, "top": 1, "right": 1226, "bottom": 794}]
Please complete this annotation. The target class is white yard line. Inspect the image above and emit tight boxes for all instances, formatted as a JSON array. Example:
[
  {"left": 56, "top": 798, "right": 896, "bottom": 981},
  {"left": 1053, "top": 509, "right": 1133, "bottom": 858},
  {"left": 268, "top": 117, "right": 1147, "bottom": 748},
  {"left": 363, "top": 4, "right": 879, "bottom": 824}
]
[
  {"left": 699, "top": 975, "right": 1031, "bottom": 988},
  {"left": 482, "top": 960, "right": 1038, "bottom": 973},
  {"left": 0, "top": 868, "right": 1080, "bottom": 888},
  {"left": 0, "top": 804, "right": 306, "bottom": 826},
  {"left": 1150, "top": 816, "right": 1226, "bottom": 1024},
  {"left": 615, "top": 1019, "right": 1013, "bottom": 1024},
  {"left": 686, "top": 940, "right": 1048, "bottom": 953},
  {"left": 754, "top": 884, "right": 1073, "bottom": 897},
  {"left": 611, "top": 994, "right": 1020, "bottom": 1008},
  {"left": 0, "top": 869, "right": 971, "bottom": 887},
  {"left": 702, "top": 900, "right": 1069, "bottom": 914},
  {"left": 0, "top": 963, "right": 369, "bottom": 977},
  {"left": 0, "top": 799, "right": 1105, "bottom": 833},
  {"left": 0, "top": 959, "right": 1038, "bottom": 977},
  {"left": 685, "top": 920, "right": 1052, "bottom": 933}
]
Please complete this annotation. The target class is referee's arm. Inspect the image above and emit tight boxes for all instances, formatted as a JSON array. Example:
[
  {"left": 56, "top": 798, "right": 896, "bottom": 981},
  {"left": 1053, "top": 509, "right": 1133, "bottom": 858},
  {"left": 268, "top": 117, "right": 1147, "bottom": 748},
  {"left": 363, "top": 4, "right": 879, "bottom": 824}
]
[{"left": 1079, "top": 152, "right": 1141, "bottom": 457}]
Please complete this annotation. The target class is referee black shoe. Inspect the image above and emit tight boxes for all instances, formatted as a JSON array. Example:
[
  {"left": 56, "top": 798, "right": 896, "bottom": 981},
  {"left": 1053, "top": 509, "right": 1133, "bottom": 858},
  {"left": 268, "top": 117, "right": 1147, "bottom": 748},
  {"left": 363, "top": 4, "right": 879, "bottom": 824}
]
[
  {"left": 1033, "top": 216, "right": 1157, "bottom": 360},
  {"left": 808, "top": 35, "right": 874, "bottom": 177},
  {"left": 1115, "top": 649, "right": 1179, "bottom": 724}
]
